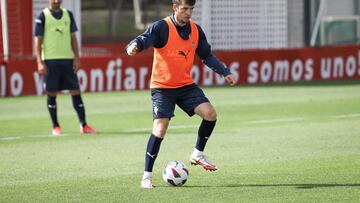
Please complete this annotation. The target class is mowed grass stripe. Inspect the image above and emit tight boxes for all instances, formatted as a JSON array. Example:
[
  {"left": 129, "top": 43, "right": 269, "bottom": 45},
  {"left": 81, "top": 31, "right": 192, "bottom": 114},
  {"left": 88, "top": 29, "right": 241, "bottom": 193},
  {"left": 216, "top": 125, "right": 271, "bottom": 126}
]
[{"left": 1, "top": 112, "right": 358, "bottom": 141}]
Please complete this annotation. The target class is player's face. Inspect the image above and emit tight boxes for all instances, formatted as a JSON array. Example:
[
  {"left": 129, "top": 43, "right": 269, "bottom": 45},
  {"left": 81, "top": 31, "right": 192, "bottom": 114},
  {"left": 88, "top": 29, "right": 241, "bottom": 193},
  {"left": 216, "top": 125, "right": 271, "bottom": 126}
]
[
  {"left": 173, "top": 3, "right": 194, "bottom": 26},
  {"left": 49, "top": 0, "right": 62, "bottom": 10}
]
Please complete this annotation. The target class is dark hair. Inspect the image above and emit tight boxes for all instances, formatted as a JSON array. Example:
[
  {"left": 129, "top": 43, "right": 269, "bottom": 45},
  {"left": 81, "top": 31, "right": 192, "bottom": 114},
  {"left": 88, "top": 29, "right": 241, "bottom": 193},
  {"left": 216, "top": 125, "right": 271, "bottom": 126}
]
[{"left": 172, "top": 0, "right": 196, "bottom": 6}]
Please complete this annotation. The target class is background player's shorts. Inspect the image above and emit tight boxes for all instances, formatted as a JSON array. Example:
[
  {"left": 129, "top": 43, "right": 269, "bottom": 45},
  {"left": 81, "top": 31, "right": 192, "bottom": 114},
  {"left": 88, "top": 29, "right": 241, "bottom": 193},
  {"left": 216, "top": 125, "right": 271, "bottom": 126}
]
[
  {"left": 43, "top": 59, "right": 80, "bottom": 92},
  {"left": 151, "top": 83, "right": 209, "bottom": 119}
]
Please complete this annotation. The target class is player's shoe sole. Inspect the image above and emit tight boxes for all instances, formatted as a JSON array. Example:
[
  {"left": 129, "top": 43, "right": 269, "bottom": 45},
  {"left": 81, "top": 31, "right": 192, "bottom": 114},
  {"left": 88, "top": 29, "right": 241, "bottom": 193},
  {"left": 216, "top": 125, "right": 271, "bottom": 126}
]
[{"left": 189, "top": 158, "right": 218, "bottom": 171}]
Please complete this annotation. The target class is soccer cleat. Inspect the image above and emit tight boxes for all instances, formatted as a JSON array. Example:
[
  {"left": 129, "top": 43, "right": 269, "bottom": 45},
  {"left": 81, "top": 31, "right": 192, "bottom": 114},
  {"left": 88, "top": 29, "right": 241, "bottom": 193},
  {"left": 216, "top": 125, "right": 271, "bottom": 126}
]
[
  {"left": 52, "top": 126, "right": 62, "bottom": 136},
  {"left": 189, "top": 154, "right": 218, "bottom": 171},
  {"left": 80, "top": 124, "right": 97, "bottom": 134},
  {"left": 141, "top": 178, "right": 155, "bottom": 189}
]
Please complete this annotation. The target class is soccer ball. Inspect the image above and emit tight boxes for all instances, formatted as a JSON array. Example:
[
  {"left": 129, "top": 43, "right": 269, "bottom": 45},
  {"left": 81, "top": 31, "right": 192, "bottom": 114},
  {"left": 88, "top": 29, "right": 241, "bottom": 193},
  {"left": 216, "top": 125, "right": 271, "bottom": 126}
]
[{"left": 162, "top": 160, "right": 189, "bottom": 186}]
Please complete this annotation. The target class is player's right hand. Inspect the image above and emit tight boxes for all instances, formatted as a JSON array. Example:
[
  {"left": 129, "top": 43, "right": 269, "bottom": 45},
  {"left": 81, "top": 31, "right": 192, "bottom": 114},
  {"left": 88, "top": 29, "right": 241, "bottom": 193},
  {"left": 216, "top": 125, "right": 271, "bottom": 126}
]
[
  {"left": 126, "top": 42, "right": 138, "bottom": 56},
  {"left": 37, "top": 62, "right": 47, "bottom": 75}
]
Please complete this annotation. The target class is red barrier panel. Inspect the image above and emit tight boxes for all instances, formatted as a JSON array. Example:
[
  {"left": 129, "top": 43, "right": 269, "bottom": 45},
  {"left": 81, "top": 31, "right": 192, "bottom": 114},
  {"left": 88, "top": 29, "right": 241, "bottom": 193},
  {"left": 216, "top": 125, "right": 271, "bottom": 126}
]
[
  {"left": 1, "top": 59, "right": 37, "bottom": 96},
  {"left": 216, "top": 45, "right": 360, "bottom": 84},
  {"left": 6, "top": 0, "right": 33, "bottom": 58},
  {"left": 1, "top": 45, "right": 360, "bottom": 97}
]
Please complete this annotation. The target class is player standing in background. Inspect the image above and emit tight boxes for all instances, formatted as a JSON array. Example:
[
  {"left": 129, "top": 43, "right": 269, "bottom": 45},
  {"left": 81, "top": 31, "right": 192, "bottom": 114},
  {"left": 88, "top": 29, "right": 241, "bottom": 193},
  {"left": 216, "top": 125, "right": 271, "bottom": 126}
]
[
  {"left": 34, "top": 0, "right": 96, "bottom": 136},
  {"left": 126, "top": 0, "right": 237, "bottom": 188}
]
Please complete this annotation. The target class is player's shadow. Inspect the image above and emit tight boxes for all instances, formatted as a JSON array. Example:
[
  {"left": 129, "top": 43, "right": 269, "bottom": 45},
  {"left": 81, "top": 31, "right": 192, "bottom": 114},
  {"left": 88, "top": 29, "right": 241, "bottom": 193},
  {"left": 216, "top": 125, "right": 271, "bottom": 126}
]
[{"left": 186, "top": 183, "right": 360, "bottom": 189}]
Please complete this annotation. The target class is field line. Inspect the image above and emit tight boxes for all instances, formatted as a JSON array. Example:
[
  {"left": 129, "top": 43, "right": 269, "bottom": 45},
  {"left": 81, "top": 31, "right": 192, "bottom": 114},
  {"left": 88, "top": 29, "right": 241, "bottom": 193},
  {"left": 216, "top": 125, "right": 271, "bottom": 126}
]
[
  {"left": 0, "top": 134, "right": 71, "bottom": 141},
  {"left": 0, "top": 136, "right": 22, "bottom": 141},
  {"left": 243, "top": 117, "right": 304, "bottom": 124},
  {"left": 333, "top": 113, "right": 360, "bottom": 119},
  {"left": 121, "top": 124, "right": 198, "bottom": 133}
]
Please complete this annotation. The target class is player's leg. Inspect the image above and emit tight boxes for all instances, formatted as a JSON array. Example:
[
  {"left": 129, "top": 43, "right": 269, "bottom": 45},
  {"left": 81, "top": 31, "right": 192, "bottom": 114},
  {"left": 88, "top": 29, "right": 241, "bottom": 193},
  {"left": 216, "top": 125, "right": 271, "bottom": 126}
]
[
  {"left": 69, "top": 89, "right": 96, "bottom": 134},
  {"left": 141, "top": 118, "right": 169, "bottom": 188},
  {"left": 190, "top": 102, "right": 218, "bottom": 171},
  {"left": 44, "top": 60, "right": 61, "bottom": 135},
  {"left": 194, "top": 102, "right": 217, "bottom": 151},
  {"left": 176, "top": 84, "right": 218, "bottom": 171},
  {"left": 47, "top": 92, "right": 59, "bottom": 127},
  {"left": 146, "top": 118, "right": 169, "bottom": 171},
  {"left": 141, "top": 88, "right": 175, "bottom": 188},
  {"left": 70, "top": 89, "right": 85, "bottom": 126},
  {"left": 47, "top": 92, "right": 61, "bottom": 135},
  {"left": 63, "top": 60, "right": 96, "bottom": 134}
]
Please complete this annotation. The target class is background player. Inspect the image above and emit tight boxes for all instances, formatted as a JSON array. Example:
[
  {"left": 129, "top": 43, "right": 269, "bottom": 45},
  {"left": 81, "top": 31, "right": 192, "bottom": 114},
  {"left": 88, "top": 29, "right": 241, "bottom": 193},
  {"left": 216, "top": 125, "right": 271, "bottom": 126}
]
[{"left": 34, "top": 0, "right": 96, "bottom": 135}]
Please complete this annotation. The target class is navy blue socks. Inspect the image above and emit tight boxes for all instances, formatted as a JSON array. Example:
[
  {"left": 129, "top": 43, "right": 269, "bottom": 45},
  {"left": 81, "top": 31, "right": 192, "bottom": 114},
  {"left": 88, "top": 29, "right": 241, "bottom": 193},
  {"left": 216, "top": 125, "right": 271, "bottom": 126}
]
[
  {"left": 145, "top": 134, "right": 163, "bottom": 172},
  {"left": 72, "top": 94, "right": 86, "bottom": 127},
  {"left": 47, "top": 95, "right": 59, "bottom": 127},
  {"left": 196, "top": 119, "right": 216, "bottom": 151}
]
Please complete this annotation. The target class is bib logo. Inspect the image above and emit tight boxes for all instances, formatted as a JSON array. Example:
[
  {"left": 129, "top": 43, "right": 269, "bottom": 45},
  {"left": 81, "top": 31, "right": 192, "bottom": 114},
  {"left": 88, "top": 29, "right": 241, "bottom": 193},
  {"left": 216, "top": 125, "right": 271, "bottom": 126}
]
[
  {"left": 55, "top": 28, "right": 63, "bottom": 35},
  {"left": 178, "top": 50, "right": 189, "bottom": 60}
]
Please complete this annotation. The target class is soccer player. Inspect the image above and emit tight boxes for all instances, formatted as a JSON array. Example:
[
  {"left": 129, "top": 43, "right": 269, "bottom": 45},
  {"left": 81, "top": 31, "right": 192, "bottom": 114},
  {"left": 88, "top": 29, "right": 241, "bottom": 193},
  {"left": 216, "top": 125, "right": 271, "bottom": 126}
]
[
  {"left": 34, "top": 0, "right": 96, "bottom": 136},
  {"left": 126, "top": 0, "right": 237, "bottom": 188}
]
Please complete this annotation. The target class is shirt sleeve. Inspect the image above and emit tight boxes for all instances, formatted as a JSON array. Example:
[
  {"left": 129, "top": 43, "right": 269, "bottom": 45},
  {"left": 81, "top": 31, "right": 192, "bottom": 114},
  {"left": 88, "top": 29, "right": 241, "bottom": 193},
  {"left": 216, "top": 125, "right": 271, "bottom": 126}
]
[
  {"left": 34, "top": 12, "right": 45, "bottom": 36},
  {"left": 195, "top": 24, "right": 231, "bottom": 76},
  {"left": 127, "top": 20, "right": 168, "bottom": 52},
  {"left": 195, "top": 25, "right": 211, "bottom": 60},
  {"left": 203, "top": 54, "right": 231, "bottom": 76},
  {"left": 67, "top": 11, "right": 78, "bottom": 33}
]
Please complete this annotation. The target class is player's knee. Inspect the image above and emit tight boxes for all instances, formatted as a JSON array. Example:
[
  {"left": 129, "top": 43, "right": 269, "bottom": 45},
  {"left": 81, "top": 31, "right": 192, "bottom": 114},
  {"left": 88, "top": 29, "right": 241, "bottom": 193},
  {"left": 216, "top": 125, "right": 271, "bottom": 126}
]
[
  {"left": 152, "top": 124, "right": 168, "bottom": 138},
  {"left": 152, "top": 119, "right": 169, "bottom": 138},
  {"left": 70, "top": 89, "right": 81, "bottom": 96},
  {"left": 47, "top": 92, "right": 57, "bottom": 97},
  {"left": 204, "top": 110, "right": 217, "bottom": 121}
]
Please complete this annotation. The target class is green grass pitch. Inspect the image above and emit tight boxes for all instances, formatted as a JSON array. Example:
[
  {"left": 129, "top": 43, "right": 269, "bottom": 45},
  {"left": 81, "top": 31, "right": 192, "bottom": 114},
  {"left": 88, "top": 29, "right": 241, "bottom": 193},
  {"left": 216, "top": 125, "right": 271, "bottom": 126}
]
[{"left": 0, "top": 82, "right": 360, "bottom": 202}]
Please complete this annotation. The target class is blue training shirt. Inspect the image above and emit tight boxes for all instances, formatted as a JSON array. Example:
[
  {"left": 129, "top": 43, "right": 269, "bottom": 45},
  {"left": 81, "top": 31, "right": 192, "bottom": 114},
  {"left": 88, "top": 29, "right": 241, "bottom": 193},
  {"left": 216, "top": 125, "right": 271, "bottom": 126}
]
[
  {"left": 129, "top": 14, "right": 231, "bottom": 76},
  {"left": 34, "top": 9, "right": 78, "bottom": 36}
]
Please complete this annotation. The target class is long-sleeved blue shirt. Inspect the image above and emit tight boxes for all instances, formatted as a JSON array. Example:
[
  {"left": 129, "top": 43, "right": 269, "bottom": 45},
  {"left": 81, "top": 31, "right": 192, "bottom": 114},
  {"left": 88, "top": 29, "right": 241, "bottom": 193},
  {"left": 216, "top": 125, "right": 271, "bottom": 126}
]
[{"left": 129, "top": 14, "right": 231, "bottom": 76}]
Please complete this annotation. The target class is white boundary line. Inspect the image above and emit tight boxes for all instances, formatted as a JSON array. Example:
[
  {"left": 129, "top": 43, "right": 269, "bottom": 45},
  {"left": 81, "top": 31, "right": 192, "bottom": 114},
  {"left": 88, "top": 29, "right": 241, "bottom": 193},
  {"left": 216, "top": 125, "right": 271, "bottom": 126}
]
[
  {"left": 243, "top": 117, "right": 305, "bottom": 125},
  {"left": 0, "top": 137, "right": 22, "bottom": 141},
  {"left": 332, "top": 113, "right": 360, "bottom": 119},
  {"left": 0, "top": 134, "right": 71, "bottom": 141},
  {"left": 121, "top": 125, "right": 198, "bottom": 133}
]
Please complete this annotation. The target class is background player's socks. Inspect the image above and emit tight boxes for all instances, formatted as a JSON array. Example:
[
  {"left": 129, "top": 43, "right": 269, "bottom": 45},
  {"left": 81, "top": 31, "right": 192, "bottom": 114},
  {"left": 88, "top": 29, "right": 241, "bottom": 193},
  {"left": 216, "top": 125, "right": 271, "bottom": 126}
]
[
  {"left": 195, "top": 119, "right": 216, "bottom": 151},
  {"left": 47, "top": 95, "right": 59, "bottom": 127},
  {"left": 145, "top": 134, "right": 163, "bottom": 172},
  {"left": 72, "top": 94, "right": 86, "bottom": 126}
]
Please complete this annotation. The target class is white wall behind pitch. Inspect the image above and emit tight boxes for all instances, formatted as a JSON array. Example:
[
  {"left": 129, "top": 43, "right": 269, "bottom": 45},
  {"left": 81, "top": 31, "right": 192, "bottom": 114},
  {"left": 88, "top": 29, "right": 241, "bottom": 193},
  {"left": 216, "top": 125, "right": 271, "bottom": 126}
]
[{"left": 324, "top": 0, "right": 354, "bottom": 16}]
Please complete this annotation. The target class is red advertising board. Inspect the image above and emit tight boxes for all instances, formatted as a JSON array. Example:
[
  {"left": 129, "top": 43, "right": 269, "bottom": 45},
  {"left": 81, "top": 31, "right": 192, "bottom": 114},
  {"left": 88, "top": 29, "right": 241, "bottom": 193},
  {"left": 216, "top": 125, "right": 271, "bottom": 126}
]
[
  {"left": 217, "top": 45, "right": 360, "bottom": 84},
  {"left": 1, "top": 45, "right": 360, "bottom": 97}
]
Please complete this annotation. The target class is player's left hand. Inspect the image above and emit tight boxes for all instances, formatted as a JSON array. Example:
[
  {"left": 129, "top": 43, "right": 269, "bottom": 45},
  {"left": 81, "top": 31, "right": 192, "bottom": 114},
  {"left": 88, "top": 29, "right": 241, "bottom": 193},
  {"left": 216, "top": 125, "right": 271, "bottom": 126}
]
[
  {"left": 225, "top": 74, "right": 237, "bottom": 86},
  {"left": 73, "top": 57, "right": 80, "bottom": 73}
]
